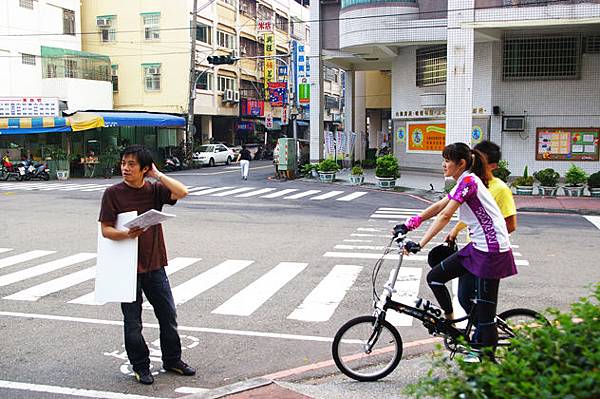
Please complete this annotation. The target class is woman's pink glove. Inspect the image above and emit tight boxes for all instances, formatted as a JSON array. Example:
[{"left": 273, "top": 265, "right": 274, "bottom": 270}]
[{"left": 405, "top": 215, "right": 422, "bottom": 231}]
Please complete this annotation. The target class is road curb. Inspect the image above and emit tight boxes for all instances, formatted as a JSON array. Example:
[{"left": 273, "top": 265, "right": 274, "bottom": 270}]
[
  {"left": 516, "top": 207, "right": 600, "bottom": 216},
  {"left": 184, "top": 378, "right": 272, "bottom": 399}
]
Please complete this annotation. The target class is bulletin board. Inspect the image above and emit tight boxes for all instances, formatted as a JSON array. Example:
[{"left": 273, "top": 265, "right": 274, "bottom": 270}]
[
  {"left": 536, "top": 128, "right": 600, "bottom": 161},
  {"left": 406, "top": 121, "right": 446, "bottom": 154}
]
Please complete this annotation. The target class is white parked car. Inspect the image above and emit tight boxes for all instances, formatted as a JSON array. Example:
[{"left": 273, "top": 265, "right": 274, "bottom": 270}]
[{"left": 192, "top": 144, "right": 235, "bottom": 167}]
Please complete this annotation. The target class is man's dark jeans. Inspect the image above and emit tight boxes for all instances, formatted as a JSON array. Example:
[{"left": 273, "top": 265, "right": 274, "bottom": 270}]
[{"left": 121, "top": 268, "right": 181, "bottom": 373}]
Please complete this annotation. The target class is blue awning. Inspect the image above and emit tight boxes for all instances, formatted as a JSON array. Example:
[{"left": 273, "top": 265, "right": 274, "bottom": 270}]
[{"left": 93, "top": 112, "right": 186, "bottom": 128}]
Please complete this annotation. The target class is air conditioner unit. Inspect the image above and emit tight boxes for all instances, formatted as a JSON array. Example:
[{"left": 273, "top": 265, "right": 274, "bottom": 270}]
[
  {"left": 147, "top": 67, "right": 160, "bottom": 75},
  {"left": 502, "top": 116, "right": 525, "bottom": 132},
  {"left": 96, "top": 18, "right": 112, "bottom": 27},
  {"left": 231, "top": 49, "right": 239, "bottom": 59},
  {"left": 224, "top": 89, "right": 234, "bottom": 102},
  {"left": 233, "top": 91, "right": 240, "bottom": 102}
]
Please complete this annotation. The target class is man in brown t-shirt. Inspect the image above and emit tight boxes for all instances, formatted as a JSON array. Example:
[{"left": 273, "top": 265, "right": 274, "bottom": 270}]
[{"left": 99, "top": 145, "right": 194, "bottom": 385}]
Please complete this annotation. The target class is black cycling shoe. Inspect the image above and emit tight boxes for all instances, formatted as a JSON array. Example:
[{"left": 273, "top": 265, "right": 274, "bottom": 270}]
[
  {"left": 164, "top": 360, "right": 196, "bottom": 376},
  {"left": 134, "top": 369, "right": 154, "bottom": 385}
]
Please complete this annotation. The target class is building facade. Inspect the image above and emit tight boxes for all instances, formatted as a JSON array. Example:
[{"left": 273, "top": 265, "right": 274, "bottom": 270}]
[
  {"left": 81, "top": 0, "right": 312, "bottom": 148},
  {"left": 311, "top": 0, "right": 600, "bottom": 175},
  {"left": 0, "top": 0, "right": 112, "bottom": 159}
]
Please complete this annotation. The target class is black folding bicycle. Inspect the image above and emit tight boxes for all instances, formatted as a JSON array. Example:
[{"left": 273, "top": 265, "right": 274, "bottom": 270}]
[{"left": 332, "top": 230, "right": 549, "bottom": 382}]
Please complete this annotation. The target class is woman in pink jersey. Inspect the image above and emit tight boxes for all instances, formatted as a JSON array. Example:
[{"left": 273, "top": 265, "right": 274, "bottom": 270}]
[{"left": 399, "top": 142, "right": 517, "bottom": 352}]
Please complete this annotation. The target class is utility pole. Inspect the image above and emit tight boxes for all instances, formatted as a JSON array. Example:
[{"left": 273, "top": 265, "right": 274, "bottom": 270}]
[{"left": 186, "top": 0, "right": 199, "bottom": 158}]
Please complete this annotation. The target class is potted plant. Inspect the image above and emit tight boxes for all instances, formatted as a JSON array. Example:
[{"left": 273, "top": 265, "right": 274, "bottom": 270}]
[
  {"left": 511, "top": 165, "right": 534, "bottom": 195},
  {"left": 98, "top": 146, "right": 121, "bottom": 179},
  {"left": 533, "top": 168, "right": 560, "bottom": 196},
  {"left": 316, "top": 159, "right": 340, "bottom": 183},
  {"left": 47, "top": 146, "right": 70, "bottom": 180},
  {"left": 375, "top": 154, "right": 400, "bottom": 188},
  {"left": 588, "top": 171, "right": 600, "bottom": 197},
  {"left": 300, "top": 163, "right": 318, "bottom": 178},
  {"left": 349, "top": 165, "right": 364, "bottom": 186},
  {"left": 492, "top": 160, "right": 511, "bottom": 183},
  {"left": 563, "top": 163, "right": 588, "bottom": 197}
]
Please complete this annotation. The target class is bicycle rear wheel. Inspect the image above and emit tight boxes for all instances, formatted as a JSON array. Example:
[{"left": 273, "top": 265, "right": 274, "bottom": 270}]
[
  {"left": 332, "top": 315, "right": 403, "bottom": 382},
  {"left": 495, "top": 308, "right": 548, "bottom": 360}
]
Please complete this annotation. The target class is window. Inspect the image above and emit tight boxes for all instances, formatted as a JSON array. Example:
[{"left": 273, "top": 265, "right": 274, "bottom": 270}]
[
  {"left": 503, "top": 35, "right": 581, "bottom": 80},
  {"left": 275, "top": 14, "right": 288, "bottom": 33},
  {"left": 196, "top": 23, "right": 212, "bottom": 45},
  {"left": 143, "top": 14, "right": 160, "bottom": 40},
  {"left": 63, "top": 9, "right": 75, "bottom": 35},
  {"left": 217, "top": 30, "right": 235, "bottom": 49},
  {"left": 19, "top": 0, "right": 34, "bottom": 9},
  {"left": 217, "top": 75, "right": 236, "bottom": 92},
  {"left": 144, "top": 65, "right": 161, "bottom": 91},
  {"left": 22, "top": 53, "right": 36, "bottom": 65},
  {"left": 65, "top": 59, "right": 78, "bottom": 78},
  {"left": 46, "top": 63, "right": 57, "bottom": 78},
  {"left": 239, "top": 0, "right": 256, "bottom": 17},
  {"left": 416, "top": 46, "right": 447, "bottom": 86},
  {"left": 584, "top": 36, "right": 600, "bottom": 53},
  {"left": 111, "top": 65, "right": 119, "bottom": 92},
  {"left": 257, "top": 4, "right": 273, "bottom": 21},
  {"left": 196, "top": 72, "right": 213, "bottom": 90},
  {"left": 100, "top": 27, "right": 116, "bottom": 42},
  {"left": 240, "top": 79, "right": 261, "bottom": 99},
  {"left": 240, "top": 37, "right": 258, "bottom": 57}
]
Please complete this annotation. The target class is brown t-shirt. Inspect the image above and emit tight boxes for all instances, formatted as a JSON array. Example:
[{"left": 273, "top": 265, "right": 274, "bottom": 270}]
[{"left": 99, "top": 181, "right": 176, "bottom": 273}]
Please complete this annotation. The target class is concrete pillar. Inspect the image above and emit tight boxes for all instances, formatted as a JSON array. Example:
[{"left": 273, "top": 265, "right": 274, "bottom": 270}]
[
  {"left": 445, "top": 0, "right": 474, "bottom": 145},
  {"left": 344, "top": 70, "right": 355, "bottom": 160},
  {"left": 309, "top": 2, "right": 324, "bottom": 162},
  {"left": 201, "top": 116, "right": 212, "bottom": 143},
  {"left": 354, "top": 71, "right": 366, "bottom": 158}
]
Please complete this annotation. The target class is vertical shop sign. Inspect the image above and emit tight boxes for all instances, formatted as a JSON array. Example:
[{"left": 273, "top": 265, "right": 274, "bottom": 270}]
[
  {"left": 296, "top": 42, "right": 310, "bottom": 104},
  {"left": 264, "top": 33, "right": 275, "bottom": 95}
]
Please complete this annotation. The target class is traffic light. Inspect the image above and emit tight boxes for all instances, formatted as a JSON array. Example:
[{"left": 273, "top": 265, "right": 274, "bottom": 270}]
[{"left": 207, "top": 55, "right": 236, "bottom": 65}]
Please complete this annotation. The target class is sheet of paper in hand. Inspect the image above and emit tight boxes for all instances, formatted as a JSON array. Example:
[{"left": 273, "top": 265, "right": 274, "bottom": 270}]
[
  {"left": 95, "top": 211, "right": 138, "bottom": 303},
  {"left": 123, "top": 209, "right": 176, "bottom": 231}
]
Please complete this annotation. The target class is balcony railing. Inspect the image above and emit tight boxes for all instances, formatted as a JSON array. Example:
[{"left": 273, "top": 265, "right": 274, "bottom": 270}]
[{"left": 341, "top": 0, "right": 417, "bottom": 8}]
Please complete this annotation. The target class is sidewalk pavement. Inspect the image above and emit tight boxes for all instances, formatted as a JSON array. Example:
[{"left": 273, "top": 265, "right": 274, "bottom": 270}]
[{"left": 313, "top": 167, "right": 600, "bottom": 216}]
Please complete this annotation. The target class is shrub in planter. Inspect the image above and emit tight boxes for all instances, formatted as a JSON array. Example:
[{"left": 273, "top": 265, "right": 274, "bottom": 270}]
[
  {"left": 317, "top": 159, "right": 340, "bottom": 173},
  {"left": 563, "top": 163, "right": 588, "bottom": 197},
  {"left": 588, "top": 171, "right": 600, "bottom": 197},
  {"left": 405, "top": 284, "right": 600, "bottom": 399},
  {"left": 350, "top": 165, "right": 364, "bottom": 186},
  {"left": 98, "top": 146, "right": 121, "bottom": 179},
  {"left": 511, "top": 165, "right": 534, "bottom": 195},
  {"left": 492, "top": 159, "right": 511, "bottom": 183},
  {"left": 351, "top": 165, "right": 364, "bottom": 176},
  {"left": 375, "top": 155, "right": 400, "bottom": 179},
  {"left": 533, "top": 168, "right": 560, "bottom": 196},
  {"left": 300, "top": 163, "right": 318, "bottom": 178}
]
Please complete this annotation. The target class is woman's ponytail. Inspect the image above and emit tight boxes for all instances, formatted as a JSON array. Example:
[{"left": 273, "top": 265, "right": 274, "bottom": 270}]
[{"left": 470, "top": 148, "right": 491, "bottom": 187}]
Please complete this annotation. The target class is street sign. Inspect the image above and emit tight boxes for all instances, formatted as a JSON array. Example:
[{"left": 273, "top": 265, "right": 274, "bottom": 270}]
[
  {"left": 265, "top": 113, "right": 273, "bottom": 129},
  {"left": 278, "top": 65, "right": 288, "bottom": 78}
]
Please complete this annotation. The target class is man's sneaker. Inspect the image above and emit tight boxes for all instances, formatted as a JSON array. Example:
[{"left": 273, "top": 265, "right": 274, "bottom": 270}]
[
  {"left": 134, "top": 369, "right": 154, "bottom": 385},
  {"left": 164, "top": 360, "right": 196, "bottom": 376}
]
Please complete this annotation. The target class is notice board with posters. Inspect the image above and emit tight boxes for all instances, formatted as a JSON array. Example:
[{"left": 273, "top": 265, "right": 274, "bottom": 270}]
[
  {"left": 407, "top": 122, "right": 446, "bottom": 153},
  {"left": 536, "top": 128, "right": 600, "bottom": 161}
]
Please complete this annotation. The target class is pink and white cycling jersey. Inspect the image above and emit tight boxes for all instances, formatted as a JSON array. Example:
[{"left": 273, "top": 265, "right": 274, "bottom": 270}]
[{"left": 448, "top": 172, "right": 511, "bottom": 253}]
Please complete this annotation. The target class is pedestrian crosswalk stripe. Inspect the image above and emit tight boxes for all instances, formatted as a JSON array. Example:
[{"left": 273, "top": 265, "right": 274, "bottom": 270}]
[
  {"left": 583, "top": 215, "right": 600, "bottom": 230},
  {"left": 310, "top": 191, "right": 344, "bottom": 200},
  {"left": 0, "top": 248, "right": 13, "bottom": 255},
  {"left": 188, "top": 187, "right": 235, "bottom": 196},
  {"left": 334, "top": 244, "right": 388, "bottom": 251},
  {"left": 211, "top": 187, "right": 256, "bottom": 197},
  {"left": 336, "top": 192, "right": 368, "bottom": 201},
  {"left": 378, "top": 207, "right": 426, "bottom": 212},
  {"left": 0, "top": 253, "right": 96, "bottom": 288},
  {"left": 58, "top": 184, "right": 100, "bottom": 191},
  {"left": 288, "top": 264, "right": 362, "bottom": 322},
  {"left": 36, "top": 184, "right": 74, "bottom": 191},
  {"left": 385, "top": 267, "right": 422, "bottom": 327},
  {"left": 357, "top": 228, "right": 386, "bottom": 232},
  {"left": 212, "top": 262, "right": 308, "bottom": 316},
  {"left": 4, "top": 266, "right": 96, "bottom": 301},
  {"left": 168, "top": 260, "right": 254, "bottom": 307},
  {"left": 284, "top": 190, "right": 321, "bottom": 199},
  {"left": 72, "top": 257, "right": 201, "bottom": 305},
  {"left": 515, "top": 259, "right": 529, "bottom": 266},
  {"left": 186, "top": 186, "right": 209, "bottom": 193},
  {"left": 323, "top": 251, "right": 428, "bottom": 262},
  {"left": 260, "top": 188, "right": 298, "bottom": 198},
  {"left": 343, "top": 239, "right": 373, "bottom": 243},
  {"left": 235, "top": 188, "right": 276, "bottom": 197},
  {"left": 80, "top": 184, "right": 111, "bottom": 192},
  {"left": 0, "top": 250, "right": 56, "bottom": 270}
]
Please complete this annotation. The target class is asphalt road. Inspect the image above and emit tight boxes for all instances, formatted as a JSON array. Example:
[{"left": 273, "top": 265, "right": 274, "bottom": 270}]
[{"left": 0, "top": 161, "right": 599, "bottom": 399}]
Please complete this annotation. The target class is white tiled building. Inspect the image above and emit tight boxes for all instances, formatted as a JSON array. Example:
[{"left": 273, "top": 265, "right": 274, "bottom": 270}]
[{"left": 310, "top": 0, "right": 600, "bottom": 175}]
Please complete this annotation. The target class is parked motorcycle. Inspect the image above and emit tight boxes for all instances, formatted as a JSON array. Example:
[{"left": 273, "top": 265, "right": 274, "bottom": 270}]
[
  {"left": 164, "top": 156, "right": 182, "bottom": 172},
  {"left": 25, "top": 161, "right": 50, "bottom": 181},
  {"left": 0, "top": 159, "right": 26, "bottom": 181}
]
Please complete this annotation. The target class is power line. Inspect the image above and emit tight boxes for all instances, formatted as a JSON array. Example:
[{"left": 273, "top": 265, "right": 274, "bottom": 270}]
[{"left": 0, "top": 0, "right": 563, "bottom": 38}]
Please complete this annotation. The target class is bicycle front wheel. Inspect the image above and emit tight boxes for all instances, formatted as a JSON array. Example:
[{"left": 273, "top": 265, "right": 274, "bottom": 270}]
[{"left": 332, "top": 315, "right": 403, "bottom": 382}]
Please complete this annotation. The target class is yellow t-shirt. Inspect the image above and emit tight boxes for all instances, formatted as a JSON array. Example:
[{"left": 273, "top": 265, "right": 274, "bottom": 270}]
[{"left": 488, "top": 177, "right": 517, "bottom": 218}]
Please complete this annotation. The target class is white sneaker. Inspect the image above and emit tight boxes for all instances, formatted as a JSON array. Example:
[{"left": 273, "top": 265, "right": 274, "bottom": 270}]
[{"left": 461, "top": 351, "right": 481, "bottom": 363}]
